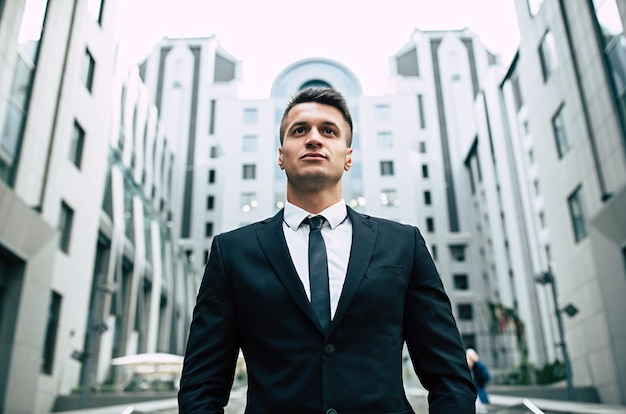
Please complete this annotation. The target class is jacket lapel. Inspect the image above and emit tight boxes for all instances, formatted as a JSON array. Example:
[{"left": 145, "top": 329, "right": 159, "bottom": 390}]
[
  {"left": 330, "top": 207, "right": 377, "bottom": 332},
  {"left": 255, "top": 210, "right": 322, "bottom": 330}
]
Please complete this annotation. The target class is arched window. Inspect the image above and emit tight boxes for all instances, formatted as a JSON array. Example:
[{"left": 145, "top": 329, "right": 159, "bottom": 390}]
[{"left": 299, "top": 79, "right": 332, "bottom": 90}]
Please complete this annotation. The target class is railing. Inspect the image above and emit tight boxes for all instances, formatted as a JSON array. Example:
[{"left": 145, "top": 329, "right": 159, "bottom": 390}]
[
  {"left": 485, "top": 398, "right": 546, "bottom": 413},
  {"left": 522, "top": 399, "right": 546, "bottom": 414}
]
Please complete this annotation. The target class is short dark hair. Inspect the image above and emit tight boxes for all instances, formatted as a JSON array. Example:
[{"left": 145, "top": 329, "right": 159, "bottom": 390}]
[{"left": 279, "top": 87, "right": 353, "bottom": 146}]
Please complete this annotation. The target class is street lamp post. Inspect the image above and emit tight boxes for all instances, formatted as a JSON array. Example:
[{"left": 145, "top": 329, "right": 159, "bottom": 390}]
[{"left": 535, "top": 267, "right": 577, "bottom": 401}]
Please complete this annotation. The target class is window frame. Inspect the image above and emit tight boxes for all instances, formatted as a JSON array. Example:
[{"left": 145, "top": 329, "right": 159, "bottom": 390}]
[
  {"left": 552, "top": 103, "right": 571, "bottom": 158},
  {"left": 41, "top": 291, "right": 62, "bottom": 375},
  {"left": 568, "top": 185, "right": 587, "bottom": 242},
  {"left": 58, "top": 201, "right": 74, "bottom": 254},
  {"left": 380, "top": 160, "right": 395, "bottom": 176},
  {"left": 242, "top": 164, "right": 256, "bottom": 180},
  {"left": 81, "top": 48, "right": 95, "bottom": 92},
  {"left": 69, "top": 120, "right": 85, "bottom": 168},
  {"left": 457, "top": 303, "right": 474, "bottom": 321},
  {"left": 538, "top": 31, "right": 558, "bottom": 82}
]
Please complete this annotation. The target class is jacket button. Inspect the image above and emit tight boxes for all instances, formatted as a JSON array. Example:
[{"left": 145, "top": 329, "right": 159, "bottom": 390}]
[
  {"left": 326, "top": 409, "right": 337, "bottom": 414},
  {"left": 324, "top": 344, "right": 335, "bottom": 356}
]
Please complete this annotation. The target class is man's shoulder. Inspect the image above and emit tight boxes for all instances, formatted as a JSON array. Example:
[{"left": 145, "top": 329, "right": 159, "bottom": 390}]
[
  {"left": 217, "top": 212, "right": 281, "bottom": 239},
  {"left": 351, "top": 209, "right": 417, "bottom": 232}
]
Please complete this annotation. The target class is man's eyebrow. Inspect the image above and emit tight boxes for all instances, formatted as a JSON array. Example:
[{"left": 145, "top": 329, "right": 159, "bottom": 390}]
[
  {"left": 287, "top": 120, "right": 341, "bottom": 133},
  {"left": 289, "top": 121, "right": 309, "bottom": 129}
]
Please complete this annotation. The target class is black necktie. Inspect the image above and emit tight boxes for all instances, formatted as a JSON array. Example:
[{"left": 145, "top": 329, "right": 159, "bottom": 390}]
[{"left": 305, "top": 216, "right": 330, "bottom": 331}]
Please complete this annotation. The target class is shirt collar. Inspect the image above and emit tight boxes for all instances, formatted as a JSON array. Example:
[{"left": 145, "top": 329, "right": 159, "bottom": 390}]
[{"left": 284, "top": 199, "right": 348, "bottom": 231}]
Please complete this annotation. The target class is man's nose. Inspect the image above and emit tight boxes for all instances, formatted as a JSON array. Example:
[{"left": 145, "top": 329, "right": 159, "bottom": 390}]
[{"left": 306, "top": 128, "right": 323, "bottom": 146}]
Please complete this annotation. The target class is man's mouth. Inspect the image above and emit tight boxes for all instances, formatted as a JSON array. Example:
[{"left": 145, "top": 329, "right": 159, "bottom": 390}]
[{"left": 301, "top": 153, "right": 326, "bottom": 159}]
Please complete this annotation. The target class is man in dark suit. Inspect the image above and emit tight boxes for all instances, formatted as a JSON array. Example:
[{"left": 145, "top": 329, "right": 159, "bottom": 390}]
[{"left": 178, "top": 87, "right": 476, "bottom": 413}]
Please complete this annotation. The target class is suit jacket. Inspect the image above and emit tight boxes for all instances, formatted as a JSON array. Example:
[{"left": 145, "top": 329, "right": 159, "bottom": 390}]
[{"left": 178, "top": 207, "right": 476, "bottom": 413}]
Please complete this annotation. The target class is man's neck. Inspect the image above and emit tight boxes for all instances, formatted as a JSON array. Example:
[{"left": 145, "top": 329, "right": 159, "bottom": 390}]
[{"left": 286, "top": 188, "right": 342, "bottom": 215}]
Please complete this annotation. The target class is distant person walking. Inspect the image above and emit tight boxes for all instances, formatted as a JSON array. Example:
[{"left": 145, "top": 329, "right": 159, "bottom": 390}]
[{"left": 466, "top": 348, "right": 491, "bottom": 409}]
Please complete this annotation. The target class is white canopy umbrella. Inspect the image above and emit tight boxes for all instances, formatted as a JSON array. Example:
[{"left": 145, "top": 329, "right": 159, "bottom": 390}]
[{"left": 111, "top": 353, "right": 184, "bottom": 377}]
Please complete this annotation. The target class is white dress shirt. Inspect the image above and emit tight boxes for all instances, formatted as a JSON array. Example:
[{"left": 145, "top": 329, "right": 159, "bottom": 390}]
[{"left": 282, "top": 200, "right": 352, "bottom": 319}]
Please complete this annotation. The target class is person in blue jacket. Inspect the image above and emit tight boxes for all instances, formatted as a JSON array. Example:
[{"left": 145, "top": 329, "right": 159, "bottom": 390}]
[{"left": 467, "top": 348, "right": 491, "bottom": 405}]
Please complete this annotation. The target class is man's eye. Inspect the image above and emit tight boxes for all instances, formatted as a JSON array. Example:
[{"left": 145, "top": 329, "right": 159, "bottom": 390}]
[
  {"left": 324, "top": 128, "right": 336, "bottom": 135},
  {"left": 294, "top": 127, "right": 306, "bottom": 134}
]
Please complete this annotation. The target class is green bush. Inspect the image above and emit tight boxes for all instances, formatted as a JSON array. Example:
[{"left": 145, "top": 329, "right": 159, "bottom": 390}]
[
  {"left": 535, "top": 359, "right": 566, "bottom": 384},
  {"left": 494, "top": 359, "right": 565, "bottom": 385}
]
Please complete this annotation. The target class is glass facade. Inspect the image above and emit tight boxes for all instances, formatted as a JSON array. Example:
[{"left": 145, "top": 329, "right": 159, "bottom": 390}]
[
  {"left": 0, "top": 0, "right": 49, "bottom": 185},
  {"left": 592, "top": 0, "right": 626, "bottom": 140}
]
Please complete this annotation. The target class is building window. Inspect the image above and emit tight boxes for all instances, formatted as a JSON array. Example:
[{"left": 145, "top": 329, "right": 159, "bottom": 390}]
[
  {"left": 419, "top": 141, "right": 427, "bottom": 153},
  {"left": 208, "top": 169, "right": 216, "bottom": 183},
  {"left": 243, "top": 108, "right": 258, "bottom": 124},
  {"left": 454, "top": 274, "right": 469, "bottom": 290},
  {"left": 396, "top": 47, "right": 419, "bottom": 77},
  {"left": 69, "top": 120, "right": 85, "bottom": 168},
  {"left": 203, "top": 249, "right": 209, "bottom": 264},
  {"left": 209, "top": 146, "right": 219, "bottom": 158},
  {"left": 552, "top": 104, "right": 571, "bottom": 158},
  {"left": 426, "top": 217, "right": 435, "bottom": 233},
  {"left": 539, "top": 31, "right": 558, "bottom": 82},
  {"left": 511, "top": 71, "right": 524, "bottom": 111},
  {"left": 380, "top": 189, "right": 399, "bottom": 206},
  {"left": 81, "top": 48, "right": 95, "bottom": 92},
  {"left": 380, "top": 161, "right": 394, "bottom": 176},
  {"left": 206, "top": 195, "right": 215, "bottom": 210},
  {"left": 242, "top": 164, "right": 256, "bottom": 180},
  {"left": 243, "top": 134, "right": 257, "bottom": 152},
  {"left": 58, "top": 201, "right": 74, "bottom": 254},
  {"left": 208, "top": 99, "right": 216, "bottom": 134},
  {"left": 241, "top": 192, "right": 258, "bottom": 212},
  {"left": 377, "top": 131, "right": 393, "bottom": 148},
  {"left": 87, "top": 0, "right": 104, "bottom": 24},
  {"left": 422, "top": 164, "right": 429, "bottom": 178},
  {"left": 205, "top": 222, "right": 214, "bottom": 237},
  {"left": 424, "top": 190, "right": 432, "bottom": 205},
  {"left": 457, "top": 303, "right": 474, "bottom": 321},
  {"left": 539, "top": 211, "right": 546, "bottom": 228},
  {"left": 375, "top": 104, "right": 391, "bottom": 121},
  {"left": 449, "top": 244, "right": 466, "bottom": 261},
  {"left": 545, "top": 244, "right": 552, "bottom": 262},
  {"left": 41, "top": 291, "right": 62, "bottom": 375},
  {"left": 417, "top": 94, "right": 426, "bottom": 128},
  {"left": 214, "top": 54, "right": 236, "bottom": 82},
  {"left": 568, "top": 186, "right": 587, "bottom": 242},
  {"left": 534, "top": 179, "right": 540, "bottom": 196},
  {"left": 431, "top": 245, "right": 438, "bottom": 261},
  {"left": 461, "top": 333, "right": 477, "bottom": 350}
]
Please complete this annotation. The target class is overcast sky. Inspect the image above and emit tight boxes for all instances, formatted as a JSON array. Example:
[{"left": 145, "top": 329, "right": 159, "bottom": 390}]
[{"left": 115, "top": 0, "right": 521, "bottom": 98}]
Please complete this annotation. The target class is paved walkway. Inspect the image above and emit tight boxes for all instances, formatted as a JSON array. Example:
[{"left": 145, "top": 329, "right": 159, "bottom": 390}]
[
  {"left": 52, "top": 386, "right": 429, "bottom": 413},
  {"left": 53, "top": 387, "right": 626, "bottom": 414}
]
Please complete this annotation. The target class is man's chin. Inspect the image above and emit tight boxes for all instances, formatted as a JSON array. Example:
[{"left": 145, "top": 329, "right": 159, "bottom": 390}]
[{"left": 287, "top": 172, "right": 341, "bottom": 189}]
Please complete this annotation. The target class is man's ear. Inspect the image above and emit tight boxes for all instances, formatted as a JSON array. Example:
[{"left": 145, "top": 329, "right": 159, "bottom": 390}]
[
  {"left": 278, "top": 147, "right": 284, "bottom": 170},
  {"left": 344, "top": 148, "right": 353, "bottom": 171}
]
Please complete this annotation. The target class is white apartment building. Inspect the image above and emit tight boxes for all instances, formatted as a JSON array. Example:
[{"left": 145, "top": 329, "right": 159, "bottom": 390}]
[
  {"left": 499, "top": 0, "right": 626, "bottom": 404},
  {"left": 140, "top": 28, "right": 541, "bottom": 379},
  {"left": 0, "top": 1, "right": 195, "bottom": 412}
]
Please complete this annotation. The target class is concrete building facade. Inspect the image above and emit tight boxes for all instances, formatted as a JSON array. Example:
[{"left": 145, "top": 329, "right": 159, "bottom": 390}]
[
  {"left": 0, "top": 1, "right": 195, "bottom": 412},
  {"left": 499, "top": 0, "right": 626, "bottom": 404}
]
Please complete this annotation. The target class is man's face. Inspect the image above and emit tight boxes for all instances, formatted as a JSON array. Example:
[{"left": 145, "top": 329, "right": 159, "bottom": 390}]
[{"left": 278, "top": 102, "right": 352, "bottom": 191}]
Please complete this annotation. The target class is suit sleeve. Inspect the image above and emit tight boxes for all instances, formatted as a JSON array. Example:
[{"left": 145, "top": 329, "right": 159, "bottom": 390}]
[
  {"left": 403, "top": 227, "right": 477, "bottom": 413},
  {"left": 178, "top": 235, "right": 240, "bottom": 413}
]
